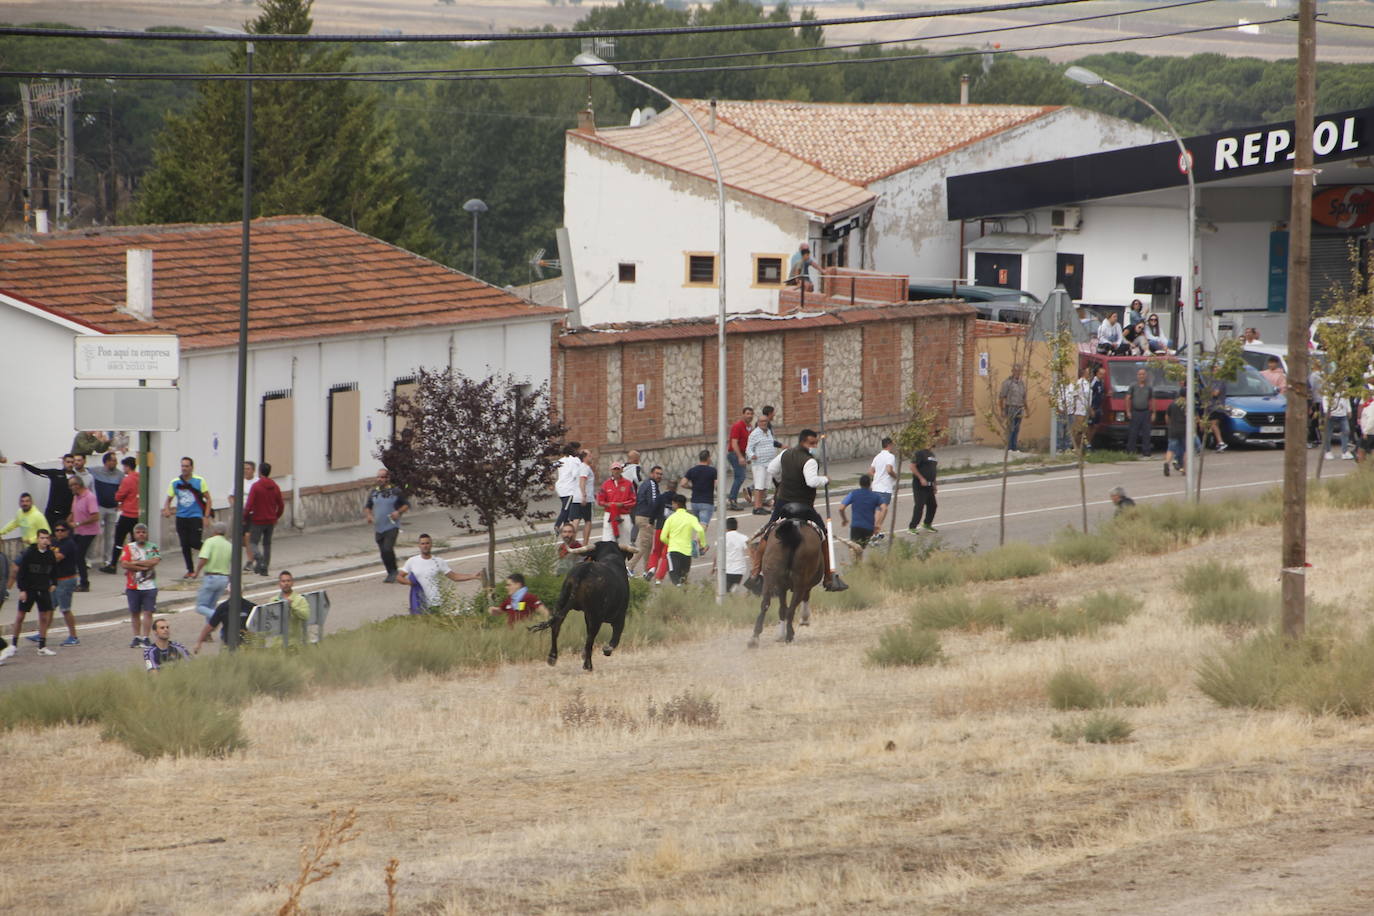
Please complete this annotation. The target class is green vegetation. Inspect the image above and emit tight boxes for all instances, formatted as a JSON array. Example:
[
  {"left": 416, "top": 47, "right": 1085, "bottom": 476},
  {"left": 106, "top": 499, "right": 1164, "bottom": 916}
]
[
  {"left": 1048, "top": 528, "right": 1118, "bottom": 566},
  {"left": 1047, "top": 665, "right": 1160, "bottom": 711},
  {"left": 961, "top": 542, "right": 1052, "bottom": 582},
  {"left": 912, "top": 594, "right": 1010, "bottom": 632},
  {"left": 1197, "top": 625, "right": 1374, "bottom": 717},
  {"left": 1008, "top": 591, "right": 1141, "bottom": 642},
  {"left": 1051, "top": 712, "right": 1134, "bottom": 745},
  {"left": 866, "top": 625, "right": 944, "bottom": 668},
  {"left": 1177, "top": 559, "right": 1275, "bottom": 629}
]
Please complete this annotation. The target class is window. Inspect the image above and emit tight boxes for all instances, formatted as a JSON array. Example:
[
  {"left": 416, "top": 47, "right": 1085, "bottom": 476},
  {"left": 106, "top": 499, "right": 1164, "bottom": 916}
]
[
  {"left": 684, "top": 252, "right": 717, "bottom": 287},
  {"left": 260, "top": 390, "right": 294, "bottom": 477},
  {"left": 327, "top": 383, "right": 361, "bottom": 470},
  {"left": 618, "top": 262, "right": 637, "bottom": 283},
  {"left": 753, "top": 255, "right": 784, "bottom": 287}
]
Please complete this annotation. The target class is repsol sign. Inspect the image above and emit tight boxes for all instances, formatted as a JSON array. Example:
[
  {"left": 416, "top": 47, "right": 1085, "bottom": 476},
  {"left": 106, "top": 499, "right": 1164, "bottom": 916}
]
[{"left": 1214, "top": 117, "right": 1362, "bottom": 171}]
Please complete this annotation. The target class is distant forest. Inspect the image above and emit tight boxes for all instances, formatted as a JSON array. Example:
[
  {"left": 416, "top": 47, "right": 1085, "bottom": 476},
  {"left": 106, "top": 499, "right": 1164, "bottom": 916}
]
[{"left": 3, "top": 0, "right": 1373, "bottom": 285}]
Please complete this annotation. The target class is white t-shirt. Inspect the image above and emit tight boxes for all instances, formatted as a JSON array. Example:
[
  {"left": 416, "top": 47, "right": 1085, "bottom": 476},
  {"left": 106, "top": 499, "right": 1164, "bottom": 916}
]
[
  {"left": 555, "top": 456, "right": 582, "bottom": 499},
  {"left": 577, "top": 463, "right": 594, "bottom": 504},
  {"left": 724, "top": 530, "right": 750, "bottom": 575},
  {"left": 869, "top": 450, "right": 897, "bottom": 494},
  {"left": 403, "top": 554, "right": 452, "bottom": 607}
]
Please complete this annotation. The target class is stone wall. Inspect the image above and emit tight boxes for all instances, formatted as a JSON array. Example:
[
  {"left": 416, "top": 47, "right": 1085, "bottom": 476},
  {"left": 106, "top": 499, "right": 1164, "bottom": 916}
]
[
  {"left": 822, "top": 327, "right": 863, "bottom": 420},
  {"left": 743, "top": 333, "right": 783, "bottom": 414},
  {"left": 662, "top": 341, "right": 704, "bottom": 439},
  {"left": 604, "top": 348, "right": 623, "bottom": 444}
]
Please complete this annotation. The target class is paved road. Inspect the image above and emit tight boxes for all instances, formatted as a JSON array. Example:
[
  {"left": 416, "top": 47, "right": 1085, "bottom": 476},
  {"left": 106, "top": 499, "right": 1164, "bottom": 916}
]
[{"left": 0, "top": 448, "right": 1350, "bottom": 689}]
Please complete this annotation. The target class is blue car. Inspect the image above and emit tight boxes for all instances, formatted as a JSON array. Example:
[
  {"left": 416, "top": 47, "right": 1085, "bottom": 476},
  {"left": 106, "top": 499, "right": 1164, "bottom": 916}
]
[{"left": 1200, "top": 365, "right": 1286, "bottom": 447}]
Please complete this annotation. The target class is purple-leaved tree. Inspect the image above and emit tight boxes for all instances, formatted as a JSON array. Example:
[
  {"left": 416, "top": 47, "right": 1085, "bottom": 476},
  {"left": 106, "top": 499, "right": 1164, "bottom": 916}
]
[{"left": 377, "top": 368, "right": 566, "bottom": 587}]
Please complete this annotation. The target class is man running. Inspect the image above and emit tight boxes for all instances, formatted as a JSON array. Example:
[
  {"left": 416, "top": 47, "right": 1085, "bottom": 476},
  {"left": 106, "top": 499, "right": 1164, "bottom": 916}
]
[
  {"left": 746, "top": 429, "right": 848, "bottom": 592},
  {"left": 397, "top": 534, "right": 481, "bottom": 614},
  {"left": 162, "top": 456, "right": 211, "bottom": 578},
  {"left": 143, "top": 617, "right": 191, "bottom": 673},
  {"left": 10, "top": 529, "right": 58, "bottom": 656}
]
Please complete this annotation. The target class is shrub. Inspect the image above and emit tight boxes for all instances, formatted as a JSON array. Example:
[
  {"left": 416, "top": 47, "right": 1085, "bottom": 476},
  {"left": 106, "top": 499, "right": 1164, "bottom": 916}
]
[
  {"left": 814, "top": 570, "right": 883, "bottom": 611},
  {"left": 1047, "top": 667, "right": 1106, "bottom": 710},
  {"left": 0, "top": 669, "right": 140, "bottom": 731},
  {"left": 1187, "top": 588, "right": 1278, "bottom": 628},
  {"left": 883, "top": 558, "right": 962, "bottom": 592},
  {"left": 1052, "top": 712, "right": 1134, "bottom": 744},
  {"left": 1313, "top": 466, "right": 1374, "bottom": 509},
  {"left": 101, "top": 688, "right": 247, "bottom": 759},
  {"left": 560, "top": 689, "right": 639, "bottom": 729},
  {"left": 912, "top": 594, "right": 1010, "bottom": 632},
  {"left": 1077, "top": 590, "right": 1143, "bottom": 628},
  {"left": 1049, "top": 528, "right": 1118, "bottom": 566},
  {"left": 647, "top": 690, "right": 721, "bottom": 728},
  {"left": 1178, "top": 560, "right": 1249, "bottom": 598},
  {"left": 161, "top": 650, "right": 307, "bottom": 705},
  {"left": 1195, "top": 632, "right": 1329, "bottom": 709},
  {"left": 866, "top": 625, "right": 943, "bottom": 668},
  {"left": 962, "top": 542, "right": 1051, "bottom": 582},
  {"left": 1290, "top": 630, "right": 1374, "bottom": 717},
  {"left": 1082, "top": 449, "right": 1138, "bottom": 464}
]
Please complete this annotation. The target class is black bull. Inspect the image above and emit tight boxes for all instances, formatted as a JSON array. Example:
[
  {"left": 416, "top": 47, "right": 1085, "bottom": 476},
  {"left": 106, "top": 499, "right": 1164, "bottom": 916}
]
[{"left": 529, "top": 541, "right": 633, "bottom": 671}]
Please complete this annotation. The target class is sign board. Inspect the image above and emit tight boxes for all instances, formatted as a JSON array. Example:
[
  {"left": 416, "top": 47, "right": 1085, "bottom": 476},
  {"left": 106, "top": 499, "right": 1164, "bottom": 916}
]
[
  {"left": 635, "top": 383, "right": 646, "bottom": 410},
  {"left": 978, "top": 352, "right": 990, "bottom": 377},
  {"left": 1312, "top": 186, "right": 1374, "bottom": 230},
  {"left": 74, "top": 335, "right": 180, "bottom": 380},
  {"left": 246, "top": 600, "right": 289, "bottom": 636},
  {"left": 305, "top": 591, "right": 330, "bottom": 627},
  {"left": 800, "top": 367, "right": 810, "bottom": 393},
  {"left": 74, "top": 387, "right": 179, "bottom": 431}
]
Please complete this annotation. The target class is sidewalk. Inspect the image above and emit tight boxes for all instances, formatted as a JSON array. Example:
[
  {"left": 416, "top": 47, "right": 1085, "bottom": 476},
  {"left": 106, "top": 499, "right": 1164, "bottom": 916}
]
[{"left": 21, "top": 443, "right": 1071, "bottom": 630}]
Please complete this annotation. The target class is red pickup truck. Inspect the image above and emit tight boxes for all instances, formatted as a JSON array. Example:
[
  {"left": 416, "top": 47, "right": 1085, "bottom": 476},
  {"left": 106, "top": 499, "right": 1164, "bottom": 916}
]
[{"left": 1079, "top": 352, "right": 1182, "bottom": 447}]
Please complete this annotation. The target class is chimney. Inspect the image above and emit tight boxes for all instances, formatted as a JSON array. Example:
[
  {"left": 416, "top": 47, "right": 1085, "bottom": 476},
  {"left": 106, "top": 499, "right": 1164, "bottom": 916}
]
[
  {"left": 959, "top": 74, "right": 970, "bottom": 105},
  {"left": 126, "top": 248, "right": 154, "bottom": 321},
  {"left": 34, "top": 210, "right": 49, "bottom": 233},
  {"left": 709, "top": 98, "right": 717, "bottom": 132},
  {"left": 576, "top": 107, "right": 596, "bottom": 135}
]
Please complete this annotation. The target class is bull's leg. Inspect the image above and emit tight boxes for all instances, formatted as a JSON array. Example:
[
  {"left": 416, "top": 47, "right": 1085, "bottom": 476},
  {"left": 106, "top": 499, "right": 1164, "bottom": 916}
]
[
  {"left": 749, "top": 593, "right": 770, "bottom": 649},
  {"left": 583, "top": 617, "right": 601, "bottom": 671},
  {"left": 603, "top": 613, "right": 624, "bottom": 657},
  {"left": 546, "top": 613, "right": 564, "bottom": 666}
]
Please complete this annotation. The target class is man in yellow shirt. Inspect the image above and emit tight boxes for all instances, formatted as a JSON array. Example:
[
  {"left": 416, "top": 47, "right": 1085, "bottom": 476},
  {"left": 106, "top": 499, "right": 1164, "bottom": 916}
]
[
  {"left": 0, "top": 493, "right": 49, "bottom": 546},
  {"left": 659, "top": 493, "right": 707, "bottom": 586}
]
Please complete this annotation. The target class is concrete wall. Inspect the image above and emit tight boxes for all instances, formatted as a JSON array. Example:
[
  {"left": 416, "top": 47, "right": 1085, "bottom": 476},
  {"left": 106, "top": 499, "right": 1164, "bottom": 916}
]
[
  {"left": 564, "top": 138, "right": 810, "bottom": 326},
  {"left": 971, "top": 328, "right": 1054, "bottom": 449},
  {"left": 871, "top": 109, "right": 1164, "bottom": 286}
]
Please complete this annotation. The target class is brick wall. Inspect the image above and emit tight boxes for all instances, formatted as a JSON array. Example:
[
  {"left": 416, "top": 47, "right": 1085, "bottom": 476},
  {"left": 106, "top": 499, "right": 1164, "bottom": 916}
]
[{"left": 557, "top": 303, "right": 976, "bottom": 476}]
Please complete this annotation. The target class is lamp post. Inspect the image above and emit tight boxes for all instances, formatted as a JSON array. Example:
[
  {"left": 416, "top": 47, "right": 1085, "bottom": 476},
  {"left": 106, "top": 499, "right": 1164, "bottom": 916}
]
[
  {"left": 463, "top": 198, "right": 488, "bottom": 276},
  {"left": 574, "top": 52, "right": 729, "bottom": 602},
  {"left": 1066, "top": 66, "right": 1197, "bottom": 501}
]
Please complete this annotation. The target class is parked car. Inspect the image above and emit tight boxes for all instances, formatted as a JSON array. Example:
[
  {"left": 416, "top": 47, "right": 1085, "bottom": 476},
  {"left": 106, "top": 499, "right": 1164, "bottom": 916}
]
[
  {"left": 908, "top": 282, "right": 1041, "bottom": 323},
  {"left": 1200, "top": 363, "right": 1286, "bottom": 447},
  {"left": 1078, "top": 352, "right": 1180, "bottom": 446}
]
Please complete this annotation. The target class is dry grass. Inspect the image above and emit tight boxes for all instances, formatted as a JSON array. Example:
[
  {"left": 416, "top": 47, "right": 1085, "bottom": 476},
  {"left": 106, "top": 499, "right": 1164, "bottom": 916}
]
[{"left": 4, "top": 505, "right": 1374, "bottom": 914}]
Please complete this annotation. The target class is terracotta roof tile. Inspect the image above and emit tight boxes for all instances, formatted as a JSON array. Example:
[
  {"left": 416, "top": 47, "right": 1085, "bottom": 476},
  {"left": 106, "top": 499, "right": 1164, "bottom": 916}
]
[
  {"left": 0, "top": 216, "right": 564, "bottom": 350},
  {"left": 573, "top": 101, "right": 1059, "bottom": 209}
]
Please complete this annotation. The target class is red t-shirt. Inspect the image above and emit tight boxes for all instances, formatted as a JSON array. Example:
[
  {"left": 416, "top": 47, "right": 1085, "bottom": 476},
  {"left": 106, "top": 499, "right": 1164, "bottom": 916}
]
[{"left": 730, "top": 419, "right": 751, "bottom": 456}]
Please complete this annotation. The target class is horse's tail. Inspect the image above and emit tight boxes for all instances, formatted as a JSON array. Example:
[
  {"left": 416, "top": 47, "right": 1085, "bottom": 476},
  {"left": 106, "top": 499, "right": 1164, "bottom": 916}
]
[{"left": 775, "top": 518, "right": 802, "bottom": 552}]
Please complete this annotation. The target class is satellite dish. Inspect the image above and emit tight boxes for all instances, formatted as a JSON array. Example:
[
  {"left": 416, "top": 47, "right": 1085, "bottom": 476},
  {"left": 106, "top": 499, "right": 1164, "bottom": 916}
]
[
  {"left": 629, "top": 108, "right": 643, "bottom": 128},
  {"left": 640, "top": 106, "right": 657, "bottom": 124}
]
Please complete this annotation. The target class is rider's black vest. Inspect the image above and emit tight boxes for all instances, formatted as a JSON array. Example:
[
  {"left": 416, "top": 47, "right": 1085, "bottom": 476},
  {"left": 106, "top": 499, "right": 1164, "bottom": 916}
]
[{"left": 777, "top": 446, "right": 817, "bottom": 506}]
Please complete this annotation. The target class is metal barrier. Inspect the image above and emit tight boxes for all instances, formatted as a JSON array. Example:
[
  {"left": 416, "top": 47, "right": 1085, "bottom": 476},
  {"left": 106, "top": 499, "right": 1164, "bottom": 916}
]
[{"left": 244, "top": 589, "right": 330, "bottom": 647}]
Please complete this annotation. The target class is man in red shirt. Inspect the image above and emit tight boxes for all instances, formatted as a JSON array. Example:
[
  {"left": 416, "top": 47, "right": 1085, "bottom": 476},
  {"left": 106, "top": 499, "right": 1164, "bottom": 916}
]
[
  {"left": 243, "top": 462, "right": 285, "bottom": 576},
  {"left": 102, "top": 456, "right": 140, "bottom": 574},
  {"left": 727, "top": 406, "right": 754, "bottom": 510},
  {"left": 595, "top": 462, "right": 637, "bottom": 546}
]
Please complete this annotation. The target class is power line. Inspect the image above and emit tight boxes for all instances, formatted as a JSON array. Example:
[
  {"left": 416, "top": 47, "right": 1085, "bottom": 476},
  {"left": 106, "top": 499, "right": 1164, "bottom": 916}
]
[
  {"left": 1321, "top": 19, "right": 1374, "bottom": 31},
  {"left": 0, "top": 16, "right": 1302, "bottom": 84},
  {"left": 0, "top": 0, "right": 1103, "bottom": 43}
]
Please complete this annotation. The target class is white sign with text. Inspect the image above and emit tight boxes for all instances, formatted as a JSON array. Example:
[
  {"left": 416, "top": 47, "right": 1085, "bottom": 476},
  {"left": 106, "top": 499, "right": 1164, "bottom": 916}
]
[{"left": 74, "top": 334, "right": 180, "bottom": 380}]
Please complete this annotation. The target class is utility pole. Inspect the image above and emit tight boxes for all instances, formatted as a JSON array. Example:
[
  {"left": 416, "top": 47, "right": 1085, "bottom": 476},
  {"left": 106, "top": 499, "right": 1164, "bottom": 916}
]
[
  {"left": 1281, "top": 0, "right": 1316, "bottom": 641},
  {"left": 59, "top": 77, "right": 76, "bottom": 229},
  {"left": 19, "top": 83, "right": 32, "bottom": 229}
]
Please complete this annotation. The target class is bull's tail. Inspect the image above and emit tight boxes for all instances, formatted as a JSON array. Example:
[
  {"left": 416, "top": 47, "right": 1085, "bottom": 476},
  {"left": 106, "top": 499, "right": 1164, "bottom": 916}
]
[{"left": 527, "top": 572, "right": 579, "bottom": 632}]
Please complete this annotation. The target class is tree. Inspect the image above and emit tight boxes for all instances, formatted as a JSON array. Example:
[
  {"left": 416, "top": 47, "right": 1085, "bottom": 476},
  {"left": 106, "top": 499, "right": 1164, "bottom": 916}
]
[
  {"left": 377, "top": 368, "right": 566, "bottom": 587},
  {"left": 888, "top": 389, "right": 940, "bottom": 545},
  {"left": 134, "top": 0, "right": 435, "bottom": 256},
  {"left": 982, "top": 329, "right": 1036, "bottom": 545},
  {"left": 1047, "top": 327, "right": 1089, "bottom": 532},
  {"left": 1312, "top": 244, "right": 1374, "bottom": 479},
  {"left": 1196, "top": 337, "right": 1246, "bottom": 499}
]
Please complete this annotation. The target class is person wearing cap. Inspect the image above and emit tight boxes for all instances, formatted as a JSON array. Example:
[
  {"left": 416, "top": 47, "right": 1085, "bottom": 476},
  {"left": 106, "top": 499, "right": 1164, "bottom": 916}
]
[
  {"left": 595, "top": 461, "right": 637, "bottom": 547},
  {"left": 787, "top": 242, "right": 820, "bottom": 292},
  {"left": 119, "top": 522, "right": 160, "bottom": 649}
]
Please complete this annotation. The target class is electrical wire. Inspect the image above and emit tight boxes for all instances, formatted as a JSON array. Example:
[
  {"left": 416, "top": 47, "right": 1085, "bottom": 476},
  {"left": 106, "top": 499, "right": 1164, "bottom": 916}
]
[
  {"left": 0, "top": 16, "right": 1301, "bottom": 84},
  {"left": 1321, "top": 19, "right": 1374, "bottom": 31},
  {"left": 0, "top": 0, "right": 1103, "bottom": 43}
]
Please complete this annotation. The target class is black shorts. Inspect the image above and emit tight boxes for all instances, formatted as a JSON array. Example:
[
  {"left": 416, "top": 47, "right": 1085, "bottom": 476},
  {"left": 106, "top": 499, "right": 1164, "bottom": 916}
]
[
  {"left": 851, "top": 527, "right": 874, "bottom": 546},
  {"left": 1360, "top": 435, "right": 1374, "bottom": 453},
  {"left": 1207, "top": 409, "right": 1228, "bottom": 421},
  {"left": 18, "top": 589, "right": 53, "bottom": 613},
  {"left": 571, "top": 502, "right": 592, "bottom": 521}
]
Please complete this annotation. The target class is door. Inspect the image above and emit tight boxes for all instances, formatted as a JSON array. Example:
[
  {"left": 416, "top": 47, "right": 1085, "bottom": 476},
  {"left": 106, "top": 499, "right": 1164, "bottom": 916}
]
[
  {"left": 1056, "top": 253, "right": 1084, "bottom": 300},
  {"left": 974, "top": 252, "right": 1021, "bottom": 290}
]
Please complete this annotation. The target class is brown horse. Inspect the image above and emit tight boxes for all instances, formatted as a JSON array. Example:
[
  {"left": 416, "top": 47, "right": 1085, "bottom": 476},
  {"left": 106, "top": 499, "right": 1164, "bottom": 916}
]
[{"left": 748, "top": 518, "right": 824, "bottom": 647}]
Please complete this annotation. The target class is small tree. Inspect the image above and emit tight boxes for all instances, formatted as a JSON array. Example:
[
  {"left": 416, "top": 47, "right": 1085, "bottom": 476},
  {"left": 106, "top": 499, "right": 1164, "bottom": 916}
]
[
  {"left": 1312, "top": 245, "right": 1374, "bottom": 479},
  {"left": 888, "top": 389, "right": 940, "bottom": 545},
  {"left": 1047, "top": 327, "right": 1090, "bottom": 532},
  {"left": 1195, "top": 337, "right": 1246, "bottom": 499},
  {"left": 378, "top": 368, "right": 566, "bottom": 586},
  {"left": 981, "top": 328, "right": 1036, "bottom": 545}
]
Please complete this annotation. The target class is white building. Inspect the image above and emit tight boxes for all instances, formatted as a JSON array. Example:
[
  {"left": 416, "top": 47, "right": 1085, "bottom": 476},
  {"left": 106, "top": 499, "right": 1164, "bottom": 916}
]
[
  {"left": 563, "top": 99, "right": 1160, "bottom": 324},
  {"left": 945, "top": 103, "right": 1374, "bottom": 344},
  {"left": 0, "top": 215, "right": 564, "bottom": 541}
]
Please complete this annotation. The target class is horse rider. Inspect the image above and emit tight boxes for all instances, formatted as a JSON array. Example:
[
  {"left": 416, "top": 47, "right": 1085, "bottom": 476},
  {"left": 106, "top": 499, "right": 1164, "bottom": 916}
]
[{"left": 744, "top": 428, "right": 849, "bottom": 593}]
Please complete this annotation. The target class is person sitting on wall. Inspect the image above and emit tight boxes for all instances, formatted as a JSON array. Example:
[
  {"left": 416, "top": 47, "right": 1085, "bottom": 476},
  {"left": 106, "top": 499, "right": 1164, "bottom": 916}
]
[
  {"left": 786, "top": 242, "right": 820, "bottom": 292},
  {"left": 1096, "top": 312, "right": 1129, "bottom": 355},
  {"left": 1144, "top": 314, "right": 1172, "bottom": 353}
]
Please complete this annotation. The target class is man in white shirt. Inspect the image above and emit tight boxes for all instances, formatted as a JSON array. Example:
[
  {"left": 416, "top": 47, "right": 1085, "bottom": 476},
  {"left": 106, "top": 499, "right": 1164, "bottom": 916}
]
[
  {"left": 714, "top": 516, "right": 751, "bottom": 592},
  {"left": 553, "top": 444, "right": 583, "bottom": 534},
  {"left": 867, "top": 437, "right": 898, "bottom": 539},
  {"left": 397, "top": 533, "right": 480, "bottom": 613},
  {"left": 576, "top": 450, "right": 595, "bottom": 543}
]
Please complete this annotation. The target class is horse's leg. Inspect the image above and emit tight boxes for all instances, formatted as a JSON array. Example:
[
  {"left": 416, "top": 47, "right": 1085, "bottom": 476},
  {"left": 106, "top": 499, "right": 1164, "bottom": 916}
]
[
  {"left": 604, "top": 612, "right": 624, "bottom": 657},
  {"left": 750, "top": 592, "right": 770, "bottom": 648},
  {"left": 546, "top": 612, "right": 564, "bottom": 666},
  {"left": 798, "top": 598, "right": 811, "bottom": 626},
  {"left": 583, "top": 616, "right": 600, "bottom": 671},
  {"left": 776, "top": 586, "right": 791, "bottom": 641},
  {"left": 784, "top": 593, "right": 799, "bottom": 643}
]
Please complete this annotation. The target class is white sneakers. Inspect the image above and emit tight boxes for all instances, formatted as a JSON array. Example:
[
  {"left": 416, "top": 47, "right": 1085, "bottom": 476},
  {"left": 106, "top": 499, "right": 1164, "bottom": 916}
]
[
  {"left": 36, "top": 647, "right": 56, "bottom": 656},
  {"left": 0, "top": 643, "right": 16, "bottom": 663}
]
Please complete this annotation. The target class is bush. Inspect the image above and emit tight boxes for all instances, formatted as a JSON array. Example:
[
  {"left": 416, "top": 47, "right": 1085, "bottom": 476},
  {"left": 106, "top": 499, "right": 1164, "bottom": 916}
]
[
  {"left": 961, "top": 542, "right": 1051, "bottom": 582},
  {"left": 1195, "top": 632, "right": 1329, "bottom": 709},
  {"left": 1290, "top": 630, "right": 1374, "bottom": 716},
  {"left": 1314, "top": 465, "right": 1374, "bottom": 509},
  {"left": 912, "top": 594, "right": 1010, "bottom": 632},
  {"left": 814, "top": 569, "right": 883, "bottom": 611},
  {"left": 1049, "top": 528, "right": 1118, "bottom": 566},
  {"left": 866, "top": 625, "right": 943, "bottom": 668},
  {"left": 1188, "top": 588, "right": 1278, "bottom": 628},
  {"left": 101, "top": 687, "right": 247, "bottom": 759},
  {"left": 0, "top": 669, "right": 141, "bottom": 731},
  {"left": 161, "top": 650, "right": 307, "bottom": 705},
  {"left": 1052, "top": 712, "right": 1134, "bottom": 744},
  {"left": 1178, "top": 560, "right": 1249, "bottom": 598},
  {"left": 884, "top": 558, "right": 963, "bottom": 592},
  {"left": 647, "top": 690, "right": 721, "bottom": 728},
  {"left": 1047, "top": 667, "right": 1105, "bottom": 710},
  {"left": 1076, "top": 590, "right": 1143, "bottom": 628}
]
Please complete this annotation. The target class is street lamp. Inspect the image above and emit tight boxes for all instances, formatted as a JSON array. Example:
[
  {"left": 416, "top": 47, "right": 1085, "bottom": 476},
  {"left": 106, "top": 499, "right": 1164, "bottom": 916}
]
[
  {"left": 463, "top": 197, "right": 488, "bottom": 276},
  {"left": 1066, "top": 65, "right": 1198, "bottom": 501},
  {"left": 573, "top": 51, "right": 729, "bottom": 602}
]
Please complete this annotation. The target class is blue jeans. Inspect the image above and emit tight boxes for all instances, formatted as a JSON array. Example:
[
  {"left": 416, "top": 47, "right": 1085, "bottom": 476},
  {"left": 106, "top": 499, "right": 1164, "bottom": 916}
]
[
  {"left": 726, "top": 451, "right": 746, "bottom": 501},
  {"left": 691, "top": 502, "right": 714, "bottom": 529},
  {"left": 195, "top": 573, "right": 229, "bottom": 620},
  {"left": 1327, "top": 416, "right": 1351, "bottom": 454},
  {"left": 1006, "top": 409, "right": 1023, "bottom": 451},
  {"left": 1056, "top": 411, "right": 1072, "bottom": 451}
]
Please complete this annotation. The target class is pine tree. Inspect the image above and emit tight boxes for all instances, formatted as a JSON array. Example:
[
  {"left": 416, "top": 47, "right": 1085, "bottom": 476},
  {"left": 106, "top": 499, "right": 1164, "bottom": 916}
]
[{"left": 134, "top": 0, "right": 435, "bottom": 256}]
